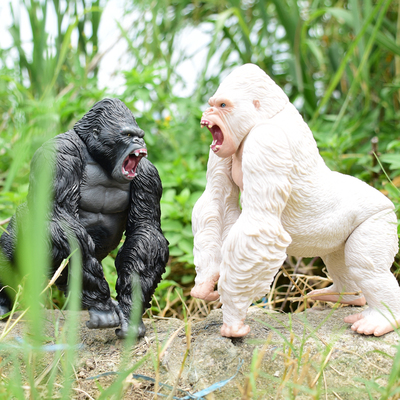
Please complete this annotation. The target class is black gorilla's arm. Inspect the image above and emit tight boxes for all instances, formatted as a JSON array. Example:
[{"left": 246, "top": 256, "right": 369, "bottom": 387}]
[
  {"left": 115, "top": 157, "right": 169, "bottom": 337},
  {"left": 30, "top": 132, "right": 118, "bottom": 323}
]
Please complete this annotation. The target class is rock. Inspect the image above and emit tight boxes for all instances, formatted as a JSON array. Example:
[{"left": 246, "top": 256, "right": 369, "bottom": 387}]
[{"left": 0, "top": 305, "right": 398, "bottom": 399}]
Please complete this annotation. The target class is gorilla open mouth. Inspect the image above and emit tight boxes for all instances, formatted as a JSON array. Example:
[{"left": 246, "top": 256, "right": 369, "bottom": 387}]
[
  {"left": 201, "top": 119, "right": 223, "bottom": 153},
  {"left": 122, "top": 148, "right": 147, "bottom": 179}
]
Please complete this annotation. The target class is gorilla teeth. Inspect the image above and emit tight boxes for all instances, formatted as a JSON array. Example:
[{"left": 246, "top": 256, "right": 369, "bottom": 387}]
[
  {"left": 122, "top": 150, "right": 146, "bottom": 179},
  {"left": 130, "top": 149, "right": 147, "bottom": 157},
  {"left": 201, "top": 119, "right": 212, "bottom": 128}
]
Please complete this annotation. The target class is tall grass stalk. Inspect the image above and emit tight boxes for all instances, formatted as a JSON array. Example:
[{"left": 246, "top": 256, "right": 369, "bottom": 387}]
[
  {"left": 96, "top": 273, "right": 145, "bottom": 400},
  {"left": 311, "top": 0, "right": 394, "bottom": 124},
  {"left": 58, "top": 238, "right": 82, "bottom": 399},
  {"left": 330, "top": 0, "right": 393, "bottom": 134},
  {"left": 0, "top": 138, "right": 84, "bottom": 398}
]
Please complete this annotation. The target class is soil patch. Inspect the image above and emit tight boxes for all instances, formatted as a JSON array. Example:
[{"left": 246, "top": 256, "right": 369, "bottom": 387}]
[{"left": 1, "top": 305, "right": 398, "bottom": 399}]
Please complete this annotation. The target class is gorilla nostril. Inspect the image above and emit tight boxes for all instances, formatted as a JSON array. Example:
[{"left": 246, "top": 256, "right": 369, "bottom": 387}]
[{"left": 133, "top": 136, "right": 144, "bottom": 144}]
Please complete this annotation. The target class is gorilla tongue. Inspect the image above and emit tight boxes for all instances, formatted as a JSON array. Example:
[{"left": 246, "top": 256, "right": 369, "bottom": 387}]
[
  {"left": 209, "top": 125, "right": 223, "bottom": 151},
  {"left": 122, "top": 149, "right": 147, "bottom": 179}
]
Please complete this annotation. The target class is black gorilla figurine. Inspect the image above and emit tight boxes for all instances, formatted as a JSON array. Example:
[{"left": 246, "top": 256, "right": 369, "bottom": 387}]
[{"left": 0, "top": 98, "right": 169, "bottom": 338}]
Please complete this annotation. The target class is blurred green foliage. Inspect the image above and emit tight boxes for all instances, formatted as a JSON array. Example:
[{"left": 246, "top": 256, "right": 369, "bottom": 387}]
[{"left": 1, "top": 0, "right": 400, "bottom": 304}]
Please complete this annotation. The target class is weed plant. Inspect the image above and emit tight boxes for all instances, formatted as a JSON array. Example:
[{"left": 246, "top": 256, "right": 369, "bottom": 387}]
[{"left": 1, "top": 0, "right": 400, "bottom": 398}]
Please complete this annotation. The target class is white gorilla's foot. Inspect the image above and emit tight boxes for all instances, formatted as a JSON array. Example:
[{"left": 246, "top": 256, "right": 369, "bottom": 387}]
[
  {"left": 220, "top": 320, "right": 250, "bottom": 338},
  {"left": 344, "top": 308, "right": 400, "bottom": 336},
  {"left": 307, "top": 287, "right": 366, "bottom": 306},
  {"left": 190, "top": 274, "right": 220, "bottom": 301}
]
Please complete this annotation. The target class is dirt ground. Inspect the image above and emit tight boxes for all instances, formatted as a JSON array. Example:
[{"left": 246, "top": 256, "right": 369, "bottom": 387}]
[{"left": 1, "top": 305, "right": 399, "bottom": 399}]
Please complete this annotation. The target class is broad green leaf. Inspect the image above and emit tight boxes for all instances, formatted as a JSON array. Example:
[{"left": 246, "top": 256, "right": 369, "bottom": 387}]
[
  {"left": 169, "top": 247, "right": 184, "bottom": 257},
  {"left": 164, "top": 232, "right": 182, "bottom": 247},
  {"left": 380, "top": 154, "right": 400, "bottom": 170},
  {"left": 161, "top": 219, "right": 184, "bottom": 232},
  {"left": 178, "top": 239, "right": 193, "bottom": 255}
]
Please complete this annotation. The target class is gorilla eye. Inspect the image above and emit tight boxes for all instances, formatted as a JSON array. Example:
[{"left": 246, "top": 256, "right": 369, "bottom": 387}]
[
  {"left": 126, "top": 133, "right": 132, "bottom": 137},
  {"left": 221, "top": 103, "right": 226, "bottom": 108}
]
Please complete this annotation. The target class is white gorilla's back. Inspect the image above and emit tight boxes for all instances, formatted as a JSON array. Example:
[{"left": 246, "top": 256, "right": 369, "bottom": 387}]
[{"left": 262, "top": 103, "right": 395, "bottom": 257}]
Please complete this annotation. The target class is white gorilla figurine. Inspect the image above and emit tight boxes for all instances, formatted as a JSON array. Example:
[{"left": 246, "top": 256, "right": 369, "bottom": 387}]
[{"left": 191, "top": 63, "right": 400, "bottom": 338}]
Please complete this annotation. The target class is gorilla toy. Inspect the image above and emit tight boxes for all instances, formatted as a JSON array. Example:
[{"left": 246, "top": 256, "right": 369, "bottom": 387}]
[
  {"left": 191, "top": 63, "right": 400, "bottom": 338},
  {"left": 0, "top": 98, "right": 169, "bottom": 338}
]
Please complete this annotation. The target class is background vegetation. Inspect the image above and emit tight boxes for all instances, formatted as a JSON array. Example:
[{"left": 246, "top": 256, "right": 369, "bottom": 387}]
[
  {"left": 2, "top": 0, "right": 400, "bottom": 313},
  {"left": 1, "top": 0, "right": 400, "bottom": 397}
]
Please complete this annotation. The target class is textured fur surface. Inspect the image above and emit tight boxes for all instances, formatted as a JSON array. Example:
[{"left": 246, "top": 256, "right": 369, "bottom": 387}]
[
  {"left": 0, "top": 98, "right": 169, "bottom": 338},
  {"left": 192, "top": 64, "right": 399, "bottom": 337}
]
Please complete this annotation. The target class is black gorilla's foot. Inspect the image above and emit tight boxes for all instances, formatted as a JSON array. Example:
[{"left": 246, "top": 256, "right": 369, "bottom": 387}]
[
  {"left": 115, "top": 318, "right": 146, "bottom": 339},
  {"left": 86, "top": 300, "right": 146, "bottom": 339},
  {"left": 86, "top": 306, "right": 120, "bottom": 329}
]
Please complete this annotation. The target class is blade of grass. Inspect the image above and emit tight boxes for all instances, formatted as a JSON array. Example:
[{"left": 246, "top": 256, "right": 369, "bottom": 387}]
[
  {"left": 59, "top": 238, "right": 82, "bottom": 400},
  {"left": 311, "top": 0, "right": 393, "bottom": 124},
  {"left": 196, "top": 7, "right": 236, "bottom": 101},
  {"left": 330, "top": 0, "right": 392, "bottom": 133}
]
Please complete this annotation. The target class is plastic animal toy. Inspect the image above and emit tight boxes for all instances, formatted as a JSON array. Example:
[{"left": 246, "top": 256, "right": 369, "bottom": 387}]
[
  {"left": 0, "top": 98, "right": 169, "bottom": 338},
  {"left": 191, "top": 64, "right": 399, "bottom": 338}
]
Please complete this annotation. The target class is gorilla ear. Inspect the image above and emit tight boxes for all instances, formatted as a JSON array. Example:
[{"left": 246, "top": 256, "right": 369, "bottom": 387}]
[{"left": 253, "top": 100, "right": 260, "bottom": 109}]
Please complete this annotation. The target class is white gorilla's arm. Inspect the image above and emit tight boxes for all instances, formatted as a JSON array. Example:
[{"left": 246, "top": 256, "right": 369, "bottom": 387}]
[
  {"left": 218, "top": 124, "right": 293, "bottom": 327},
  {"left": 192, "top": 150, "right": 241, "bottom": 289}
]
